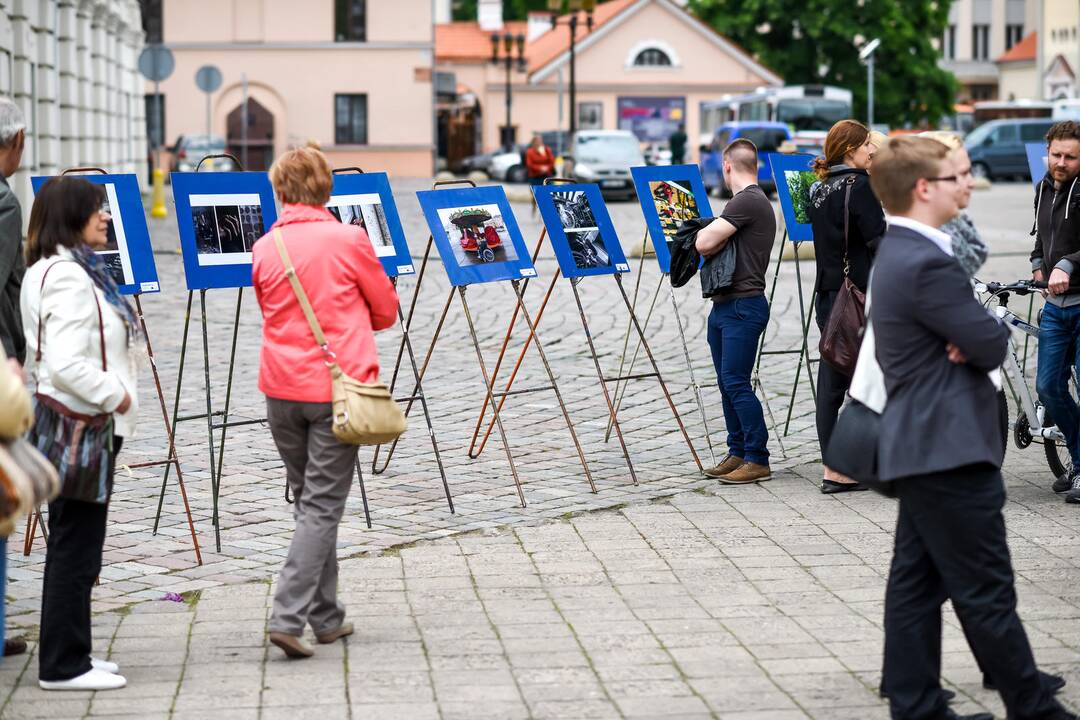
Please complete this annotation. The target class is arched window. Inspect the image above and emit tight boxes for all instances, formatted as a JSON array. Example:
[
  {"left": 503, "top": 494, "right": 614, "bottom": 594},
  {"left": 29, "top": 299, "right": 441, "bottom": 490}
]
[{"left": 633, "top": 48, "right": 673, "bottom": 67}]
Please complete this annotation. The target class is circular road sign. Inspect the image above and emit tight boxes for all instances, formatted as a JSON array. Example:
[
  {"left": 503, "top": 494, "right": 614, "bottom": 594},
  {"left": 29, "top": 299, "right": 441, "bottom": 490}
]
[
  {"left": 138, "top": 45, "right": 175, "bottom": 82},
  {"left": 195, "top": 65, "right": 223, "bottom": 93}
]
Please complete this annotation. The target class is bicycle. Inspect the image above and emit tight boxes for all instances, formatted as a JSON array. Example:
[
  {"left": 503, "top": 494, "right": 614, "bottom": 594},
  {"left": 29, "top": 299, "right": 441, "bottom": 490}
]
[{"left": 977, "top": 279, "right": 1076, "bottom": 479}]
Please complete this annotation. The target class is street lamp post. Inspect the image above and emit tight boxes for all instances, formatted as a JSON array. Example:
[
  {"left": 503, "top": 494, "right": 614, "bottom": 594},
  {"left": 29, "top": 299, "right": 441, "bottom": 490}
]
[
  {"left": 548, "top": 0, "right": 595, "bottom": 137},
  {"left": 491, "top": 32, "right": 526, "bottom": 151}
]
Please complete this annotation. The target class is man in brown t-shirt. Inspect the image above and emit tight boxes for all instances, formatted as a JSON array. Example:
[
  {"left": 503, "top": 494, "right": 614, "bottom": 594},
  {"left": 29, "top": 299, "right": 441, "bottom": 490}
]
[{"left": 694, "top": 138, "right": 776, "bottom": 484}]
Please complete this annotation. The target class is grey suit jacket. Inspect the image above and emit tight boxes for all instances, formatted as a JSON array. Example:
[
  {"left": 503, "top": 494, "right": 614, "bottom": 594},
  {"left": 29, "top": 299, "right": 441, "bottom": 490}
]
[
  {"left": 0, "top": 175, "right": 24, "bottom": 363},
  {"left": 870, "top": 225, "right": 1010, "bottom": 481}
]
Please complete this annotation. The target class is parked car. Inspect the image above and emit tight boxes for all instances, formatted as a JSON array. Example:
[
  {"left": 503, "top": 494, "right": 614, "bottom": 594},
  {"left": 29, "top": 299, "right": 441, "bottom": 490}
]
[
  {"left": 965, "top": 118, "right": 1055, "bottom": 180},
  {"left": 456, "top": 150, "right": 497, "bottom": 175},
  {"left": 568, "top": 130, "right": 645, "bottom": 200},
  {"left": 170, "top": 135, "right": 236, "bottom": 173},
  {"left": 699, "top": 122, "right": 792, "bottom": 196},
  {"left": 644, "top": 142, "right": 673, "bottom": 166},
  {"left": 489, "top": 144, "right": 529, "bottom": 183}
]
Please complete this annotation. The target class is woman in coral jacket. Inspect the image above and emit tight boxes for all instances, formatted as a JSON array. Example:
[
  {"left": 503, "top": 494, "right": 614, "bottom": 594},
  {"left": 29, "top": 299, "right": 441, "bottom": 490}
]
[{"left": 251, "top": 147, "right": 398, "bottom": 659}]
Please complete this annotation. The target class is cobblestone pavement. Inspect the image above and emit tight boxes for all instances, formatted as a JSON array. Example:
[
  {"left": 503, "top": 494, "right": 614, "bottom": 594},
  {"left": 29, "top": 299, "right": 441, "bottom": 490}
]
[{"left": 2, "top": 180, "right": 1078, "bottom": 718}]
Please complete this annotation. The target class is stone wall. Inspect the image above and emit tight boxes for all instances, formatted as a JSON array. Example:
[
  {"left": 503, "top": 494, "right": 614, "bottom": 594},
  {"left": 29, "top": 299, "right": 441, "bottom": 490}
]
[{"left": 0, "top": 0, "right": 145, "bottom": 218}]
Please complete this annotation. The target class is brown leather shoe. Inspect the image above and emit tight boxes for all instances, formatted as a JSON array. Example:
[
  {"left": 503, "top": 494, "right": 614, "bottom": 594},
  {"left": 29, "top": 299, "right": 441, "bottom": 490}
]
[
  {"left": 315, "top": 623, "right": 354, "bottom": 645},
  {"left": 269, "top": 632, "right": 314, "bottom": 658},
  {"left": 718, "top": 462, "right": 771, "bottom": 485},
  {"left": 704, "top": 455, "right": 744, "bottom": 478}
]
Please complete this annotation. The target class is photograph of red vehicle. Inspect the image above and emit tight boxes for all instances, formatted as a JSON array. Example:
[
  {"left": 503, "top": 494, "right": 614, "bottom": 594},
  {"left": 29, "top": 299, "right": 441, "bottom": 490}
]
[{"left": 437, "top": 204, "right": 519, "bottom": 267}]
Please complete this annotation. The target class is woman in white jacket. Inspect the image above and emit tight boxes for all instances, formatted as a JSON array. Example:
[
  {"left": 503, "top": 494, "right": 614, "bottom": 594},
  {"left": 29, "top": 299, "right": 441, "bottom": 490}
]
[{"left": 21, "top": 177, "right": 138, "bottom": 692}]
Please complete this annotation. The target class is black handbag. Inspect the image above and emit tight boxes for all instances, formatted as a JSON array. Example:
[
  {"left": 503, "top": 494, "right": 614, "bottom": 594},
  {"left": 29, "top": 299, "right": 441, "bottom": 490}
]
[
  {"left": 26, "top": 261, "right": 116, "bottom": 505},
  {"left": 824, "top": 399, "right": 894, "bottom": 496}
]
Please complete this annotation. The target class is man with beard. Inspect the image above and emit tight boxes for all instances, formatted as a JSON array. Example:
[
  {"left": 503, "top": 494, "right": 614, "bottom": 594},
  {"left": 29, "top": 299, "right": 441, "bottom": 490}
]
[{"left": 1031, "top": 121, "right": 1080, "bottom": 502}]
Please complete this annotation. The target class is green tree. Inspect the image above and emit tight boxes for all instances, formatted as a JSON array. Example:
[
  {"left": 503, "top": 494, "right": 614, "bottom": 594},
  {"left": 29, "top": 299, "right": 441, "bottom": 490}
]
[
  {"left": 452, "top": 0, "right": 553, "bottom": 21},
  {"left": 687, "top": 0, "right": 957, "bottom": 128}
]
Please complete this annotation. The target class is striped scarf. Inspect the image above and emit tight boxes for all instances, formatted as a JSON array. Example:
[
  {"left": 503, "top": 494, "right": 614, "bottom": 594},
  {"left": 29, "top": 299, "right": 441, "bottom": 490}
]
[{"left": 70, "top": 245, "right": 141, "bottom": 340}]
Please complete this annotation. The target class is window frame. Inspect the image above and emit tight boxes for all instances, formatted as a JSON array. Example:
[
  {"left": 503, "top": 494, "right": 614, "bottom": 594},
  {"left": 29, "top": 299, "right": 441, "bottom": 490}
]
[
  {"left": 577, "top": 102, "right": 603, "bottom": 130},
  {"left": 972, "top": 23, "right": 990, "bottom": 61},
  {"left": 334, "top": 93, "right": 369, "bottom": 145},
  {"left": 632, "top": 48, "right": 673, "bottom": 67},
  {"left": 335, "top": 0, "right": 366, "bottom": 43}
]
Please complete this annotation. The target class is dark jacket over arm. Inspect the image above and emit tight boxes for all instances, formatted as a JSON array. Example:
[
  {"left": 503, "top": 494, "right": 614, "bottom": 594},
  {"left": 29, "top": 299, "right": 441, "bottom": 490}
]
[{"left": 872, "top": 226, "right": 1009, "bottom": 482}]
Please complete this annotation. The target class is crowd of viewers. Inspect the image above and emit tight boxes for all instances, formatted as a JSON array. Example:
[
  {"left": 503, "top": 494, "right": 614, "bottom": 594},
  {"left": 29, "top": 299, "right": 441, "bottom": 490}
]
[{"left": 0, "top": 90, "right": 1078, "bottom": 718}]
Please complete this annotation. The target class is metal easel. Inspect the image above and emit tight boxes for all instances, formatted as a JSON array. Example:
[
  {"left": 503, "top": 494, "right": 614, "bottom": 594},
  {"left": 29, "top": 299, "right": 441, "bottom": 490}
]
[{"left": 24, "top": 167, "right": 202, "bottom": 564}]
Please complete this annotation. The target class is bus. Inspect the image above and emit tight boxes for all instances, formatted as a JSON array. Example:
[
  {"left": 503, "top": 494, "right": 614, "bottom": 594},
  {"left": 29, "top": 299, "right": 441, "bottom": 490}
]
[
  {"left": 699, "top": 85, "right": 853, "bottom": 150},
  {"left": 972, "top": 100, "right": 1053, "bottom": 127}
]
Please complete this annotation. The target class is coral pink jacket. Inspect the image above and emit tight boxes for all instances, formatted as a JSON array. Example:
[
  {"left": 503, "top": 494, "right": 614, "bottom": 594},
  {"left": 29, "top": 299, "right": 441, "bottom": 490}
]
[{"left": 252, "top": 203, "right": 398, "bottom": 403}]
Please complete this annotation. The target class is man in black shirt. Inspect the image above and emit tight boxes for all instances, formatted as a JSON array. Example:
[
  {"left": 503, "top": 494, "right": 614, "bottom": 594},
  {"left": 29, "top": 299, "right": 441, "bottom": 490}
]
[{"left": 694, "top": 138, "right": 776, "bottom": 484}]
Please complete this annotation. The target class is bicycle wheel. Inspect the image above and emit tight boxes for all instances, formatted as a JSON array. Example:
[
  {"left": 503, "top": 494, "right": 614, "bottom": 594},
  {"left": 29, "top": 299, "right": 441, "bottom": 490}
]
[{"left": 1043, "top": 406, "right": 1070, "bottom": 479}]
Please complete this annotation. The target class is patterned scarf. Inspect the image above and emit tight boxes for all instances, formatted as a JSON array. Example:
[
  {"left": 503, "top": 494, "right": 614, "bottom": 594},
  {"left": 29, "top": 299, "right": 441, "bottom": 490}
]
[
  {"left": 70, "top": 245, "right": 141, "bottom": 340},
  {"left": 941, "top": 212, "right": 989, "bottom": 279}
]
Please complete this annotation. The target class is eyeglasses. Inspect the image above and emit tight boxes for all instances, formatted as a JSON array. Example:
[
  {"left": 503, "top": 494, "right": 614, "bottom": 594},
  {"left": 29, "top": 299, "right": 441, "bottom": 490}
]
[{"left": 924, "top": 175, "right": 960, "bottom": 184}]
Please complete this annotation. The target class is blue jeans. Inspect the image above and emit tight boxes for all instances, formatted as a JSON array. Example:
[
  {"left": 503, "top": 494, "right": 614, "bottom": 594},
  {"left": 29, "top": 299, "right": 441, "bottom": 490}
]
[
  {"left": 707, "top": 295, "right": 770, "bottom": 465},
  {"left": 1036, "top": 302, "right": 1080, "bottom": 464}
]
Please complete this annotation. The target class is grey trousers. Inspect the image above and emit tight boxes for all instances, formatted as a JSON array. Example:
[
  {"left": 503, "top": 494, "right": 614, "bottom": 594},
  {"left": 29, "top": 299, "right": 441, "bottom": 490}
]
[{"left": 266, "top": 397, "right": 357, "bottom": 637}]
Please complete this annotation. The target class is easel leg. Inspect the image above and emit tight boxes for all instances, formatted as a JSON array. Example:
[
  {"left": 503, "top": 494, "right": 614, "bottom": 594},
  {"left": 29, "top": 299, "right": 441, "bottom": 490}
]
[
  {"left": 355, "top": 456, "right": 372, "bottom": 529},
  {"left": 136, "top": 295, "right": 202, "bottom": 565},
  {"left": 22, "top": 507, "right": 45, "bottom": 556},
  {"left": 470, "top": 270, "right": 560, "bottom": 459},
  {"left": 607, "top": 275, "right": 666, "bottom": 440},
  {"left": 209, "top": 288, "right": 244, "bottom": 550},
  {"left": 199, "top": 291, "right": 222, "bottom": 553},
  {"left": 467, "top": 230, "right": 549, "bottom": 458},
  {"left": 605, "top": 237, "right": 648, "bottom": 442},
  {"left": 510, "top": 279, "right": 595, "bottom": 493},
  {"left": 375, "top": 287, "right": 454, "bottom": 471},
  {"left": 395, "top": 303, "right": 454, "bottom": 513},
  {"left": 154, "top": 291, "right": 194, "bottom": 535},
  {"left": 782, "top": 244, "right": 816, "bottom": 436},
  {"left": 458, "top": 287, "right": 527, "bottom": 507},
  {"left": 572, "top": 278, "right": 637, "bottom": 485},
  {"left": 372, "top": 238, "right": 433, "bottom": 473},
  {"left": 666, "top": 279, "right": 717, "bottom": 466},
  {"left": 614, "top": 275, "right": 704, "bottom": 472}
]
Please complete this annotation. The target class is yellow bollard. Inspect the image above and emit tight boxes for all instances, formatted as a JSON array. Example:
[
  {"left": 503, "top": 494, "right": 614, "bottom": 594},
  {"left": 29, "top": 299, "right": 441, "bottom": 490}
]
[{"left": 150, "top": 167, "right": 167, "bottom": 219}]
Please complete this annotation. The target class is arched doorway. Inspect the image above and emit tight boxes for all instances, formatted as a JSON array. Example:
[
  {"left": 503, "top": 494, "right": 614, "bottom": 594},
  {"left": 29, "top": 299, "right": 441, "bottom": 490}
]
[{"left": 227, "top": 98, "right": 274, "bottom": 171}]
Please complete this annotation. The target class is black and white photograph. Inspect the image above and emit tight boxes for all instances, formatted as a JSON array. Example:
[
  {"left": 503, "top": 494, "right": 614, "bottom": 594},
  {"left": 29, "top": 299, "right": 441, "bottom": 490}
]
[
  {"left": 327, "top": 193, "right": 395, "bottom": 257},
  {"left": 98, "top": 183, "right": 132, "bottom": 286},
  {"left": 189, "top": 193, "right": 266, "bottom": 266},
  {"left": 436, "top": 204, "right": 520, "bottom": 268},
  {"left": 551, "top": 190, "right": 611, "bottom": 270}
]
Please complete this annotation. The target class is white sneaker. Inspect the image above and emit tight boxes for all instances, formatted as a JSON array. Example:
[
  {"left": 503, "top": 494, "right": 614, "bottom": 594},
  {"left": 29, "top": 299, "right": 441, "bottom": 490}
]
[
  {"left": 39, "top": 667, "right": 127, "bottom": 691},
  {"left": 90, "top": 657, "right": 119, "bottom": 674}
]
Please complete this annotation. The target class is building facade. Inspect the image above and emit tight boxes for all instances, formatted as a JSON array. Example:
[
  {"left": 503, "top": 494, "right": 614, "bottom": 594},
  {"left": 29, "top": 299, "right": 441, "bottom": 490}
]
[
  {"left": 1037, "top": 0, "right": 1078, "bottom": 99},
  {"left": 152, "top": 0, "right": 434, "bottom": 176},
  {"left": 435, "top": 0, "right": 781, "bottom": 166},
  {"left": 0, "top": 0, "right": 145, "bottom": 213},
  {"left": 941, "top": 0, "right": 1037, "bottom": 101}
]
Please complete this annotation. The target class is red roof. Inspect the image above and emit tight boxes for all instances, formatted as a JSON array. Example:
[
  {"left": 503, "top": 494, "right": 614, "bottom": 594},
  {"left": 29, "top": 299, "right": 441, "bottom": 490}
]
[
  {"left": 434, "top": 0, "right": 636, "bottom": 72},
  {"left": 997, "top": 31, "right": 1036, "bottom": 63}
]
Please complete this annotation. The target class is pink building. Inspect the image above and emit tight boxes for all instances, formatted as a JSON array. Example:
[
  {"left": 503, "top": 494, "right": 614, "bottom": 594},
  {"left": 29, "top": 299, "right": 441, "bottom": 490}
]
[
  {"left": 151, "top": 0, "right": 434, "bottom": 176},
  {"left": 435, "top": 0, "right": 782, "bottom": 168}
]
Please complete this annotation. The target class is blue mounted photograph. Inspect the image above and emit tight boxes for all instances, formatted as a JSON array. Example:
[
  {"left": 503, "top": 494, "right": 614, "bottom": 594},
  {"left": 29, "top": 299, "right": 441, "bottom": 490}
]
[
  {"left": 1027, "top": 142, "right": 1047, "bottom": 188},
  {"left": 416, "top": 185, "right": 536, "bottom": 286},
  {"left": 31, "top": 173, "right": 159, "bottom": 295},
  {"left": 328, "top": 172, "right": 415, "bottom": 277},
  {"left": 768, "top": 153, "right": 817, "bottom": 243},
  {"left": 630, "top": 164, "right": 712, "bottom": 274},
  {"left": 532, "top": 183, "right": 629, "bottom": 279},
  {"left": 171, "top": 171, "right": 278, "bottom": 290}
]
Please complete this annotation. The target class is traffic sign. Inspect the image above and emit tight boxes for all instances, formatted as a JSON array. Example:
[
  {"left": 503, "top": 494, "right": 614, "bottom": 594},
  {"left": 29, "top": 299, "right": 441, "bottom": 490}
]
[
  {"left": 138, "top": 45, "right": 174, "bottom": 82},
  {"left": 195, "top": 65, "right": 223, "bottom": 94}
]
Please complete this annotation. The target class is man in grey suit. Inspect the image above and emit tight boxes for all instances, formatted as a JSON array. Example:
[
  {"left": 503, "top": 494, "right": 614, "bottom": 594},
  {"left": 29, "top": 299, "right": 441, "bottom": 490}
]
[
  {"left": 0, "top": 98, "right": 25, "bottom": 364},
  {"left": 0, "top": 98, "right": 25, "bottom": 663},
  {"left": 870, "top": 137, "right": 1073, "bottom": 720}
]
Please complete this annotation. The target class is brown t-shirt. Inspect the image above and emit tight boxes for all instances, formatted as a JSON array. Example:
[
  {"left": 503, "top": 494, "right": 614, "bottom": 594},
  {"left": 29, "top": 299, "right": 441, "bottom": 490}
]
[{"left": 712, "top": 184, "right": 775, "bottom": 302}]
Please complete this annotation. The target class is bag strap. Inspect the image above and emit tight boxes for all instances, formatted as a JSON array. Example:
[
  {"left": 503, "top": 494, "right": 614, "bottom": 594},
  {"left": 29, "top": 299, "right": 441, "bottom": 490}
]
[
  {"left": 36, "top": 260, "right": 106, "bottom": 372},
  {"left": 841, "top": 174, "right": 857, "bottom": 278},
  {"left": 272, "top": 228, "right": 338, "bottom": 369}
]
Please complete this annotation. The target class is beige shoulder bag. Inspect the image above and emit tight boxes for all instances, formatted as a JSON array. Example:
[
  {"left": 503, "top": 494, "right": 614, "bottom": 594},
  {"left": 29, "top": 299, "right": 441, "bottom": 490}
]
[{"left": 273, "top": 228, "right": 407, "bottom": 445}]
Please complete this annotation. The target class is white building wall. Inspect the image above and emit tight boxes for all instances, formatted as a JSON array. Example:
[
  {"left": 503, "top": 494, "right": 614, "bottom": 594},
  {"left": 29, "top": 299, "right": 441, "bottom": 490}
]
[{"left": 0, "top": 0, "right": 145, "bottom": 217}]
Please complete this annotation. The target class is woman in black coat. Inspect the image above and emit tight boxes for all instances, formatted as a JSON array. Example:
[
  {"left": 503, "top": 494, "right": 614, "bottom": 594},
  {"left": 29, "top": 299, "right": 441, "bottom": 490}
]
[{"left": 807, "top": 119, "right": 886, "bottom": 494}]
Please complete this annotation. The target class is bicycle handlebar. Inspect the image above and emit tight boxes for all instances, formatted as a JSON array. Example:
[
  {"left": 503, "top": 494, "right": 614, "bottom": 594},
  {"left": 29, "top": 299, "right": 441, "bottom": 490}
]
[{"left": 976, "top": 279, "right": 1048, "bottom": 296}]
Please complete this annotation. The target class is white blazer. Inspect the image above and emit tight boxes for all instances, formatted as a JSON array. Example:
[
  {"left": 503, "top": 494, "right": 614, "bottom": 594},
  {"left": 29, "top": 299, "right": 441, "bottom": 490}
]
[{"left": 21, "top": 248, "right": 138, "bottom": 437}]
